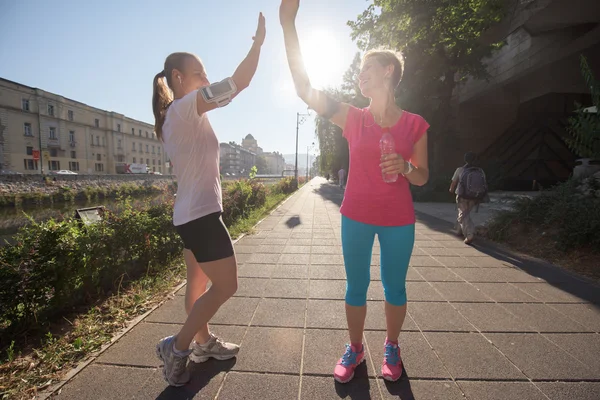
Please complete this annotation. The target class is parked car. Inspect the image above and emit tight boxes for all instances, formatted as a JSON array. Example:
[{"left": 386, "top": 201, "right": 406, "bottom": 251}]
[{"left": 50, "top": 170, "right": 78, "bottom": 175}]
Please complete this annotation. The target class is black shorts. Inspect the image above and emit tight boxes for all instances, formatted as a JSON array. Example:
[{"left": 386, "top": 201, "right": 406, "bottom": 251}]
[{"left": 175, "top": 212, "right": 234, "bottom": 263}]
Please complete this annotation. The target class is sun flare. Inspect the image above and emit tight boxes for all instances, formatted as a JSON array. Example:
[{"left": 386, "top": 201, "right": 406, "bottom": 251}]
[{"left": 301, "top": 29, "right": 346, "bottom": 89}]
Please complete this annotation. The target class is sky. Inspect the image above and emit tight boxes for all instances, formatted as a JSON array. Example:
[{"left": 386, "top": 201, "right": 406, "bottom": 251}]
[{"left": 0, "top": 0, "right": 371, "bottom": 157}]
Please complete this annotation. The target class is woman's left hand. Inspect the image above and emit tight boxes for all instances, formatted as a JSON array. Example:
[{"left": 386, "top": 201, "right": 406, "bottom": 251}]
[{"left": 380, "top": 153, "right": 405, "bottom": 175}]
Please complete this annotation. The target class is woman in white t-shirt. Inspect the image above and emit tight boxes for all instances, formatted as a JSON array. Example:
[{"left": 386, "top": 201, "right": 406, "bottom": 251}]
[{"left": 151, "top": 13, "right": 265, "bottom": 387}]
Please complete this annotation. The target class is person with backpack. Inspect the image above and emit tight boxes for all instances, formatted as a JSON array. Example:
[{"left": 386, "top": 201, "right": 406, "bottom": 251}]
[{"left": 449, "top": 152, "right": 488, "bottom": 244}]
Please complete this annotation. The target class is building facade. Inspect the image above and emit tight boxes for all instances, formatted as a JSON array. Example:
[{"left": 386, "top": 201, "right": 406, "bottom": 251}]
[
  {"left": 241, "top": 133, "right": 263, "bottom": 155},
  {"left": 0, "top": 78, "right": 168, "bottom": 175},
  {"left": 262, "top": 151, "right": 286, "bottom": 175},
  {"left": 219, "top": 142, "right": 256, "bottom": 177}
]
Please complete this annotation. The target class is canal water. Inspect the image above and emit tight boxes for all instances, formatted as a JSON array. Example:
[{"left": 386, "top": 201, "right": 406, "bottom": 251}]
[{"left": 0, "top": 192, "right": 171, "bottom": 245}]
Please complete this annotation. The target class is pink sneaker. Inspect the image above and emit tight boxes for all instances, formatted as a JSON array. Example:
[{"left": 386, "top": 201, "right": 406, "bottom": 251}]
[
  {"left": 334, "top": 344, "right": 364, "bottom": 383},
  {"left": 381, "top": 339, "right": 403, "bottom": 381}
]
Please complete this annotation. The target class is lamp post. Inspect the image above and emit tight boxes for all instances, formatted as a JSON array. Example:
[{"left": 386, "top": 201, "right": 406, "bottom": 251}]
[
  {"left": 295, "top": 108, "right": 311, "bottom": 185},
  {"left": 306, "top": 141, "right": 315, "bottom": 182}
]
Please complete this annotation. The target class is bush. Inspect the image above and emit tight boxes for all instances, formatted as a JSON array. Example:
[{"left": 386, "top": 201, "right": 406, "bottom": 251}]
[
  {"left": 221, "top": 179, "right": 268, "bottom": 226},
  {"left": 272, "top": 177, "right": 298, "bottom": 195},
  {"left": 0, "top": 177, "right": 296, "bottom": 338},
  {"left": 486, "top": 179, "right": 600, "bottom": 250},
  {"left": 0, "top": 200, "right": 182, "bottom": 336}
]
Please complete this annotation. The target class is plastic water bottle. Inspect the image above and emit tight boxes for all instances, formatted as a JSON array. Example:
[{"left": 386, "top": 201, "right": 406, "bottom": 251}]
[{"left": 380, "top": 131, "right": 398, "bottom": 183}]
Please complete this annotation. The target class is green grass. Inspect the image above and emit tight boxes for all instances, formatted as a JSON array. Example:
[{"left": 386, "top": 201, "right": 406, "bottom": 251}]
[
  {"left": 0, "top": 190, "right": 293, "bottom": 400},
  {"left": 228, "top": 192, "right": 288, "bottom": 239}
]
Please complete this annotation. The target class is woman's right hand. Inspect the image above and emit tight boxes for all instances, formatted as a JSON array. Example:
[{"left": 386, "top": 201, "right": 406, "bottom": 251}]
[
  {"left": 279, "top": 0, "right": 300, "bottom": 26},
  {"left": 253, "top": 12, "right": 266, "bottom": 46}
]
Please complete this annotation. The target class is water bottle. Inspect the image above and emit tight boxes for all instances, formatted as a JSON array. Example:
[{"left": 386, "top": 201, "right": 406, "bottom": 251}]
[{"left": 380, "top": 131, "right": 398, "bottom": 183}]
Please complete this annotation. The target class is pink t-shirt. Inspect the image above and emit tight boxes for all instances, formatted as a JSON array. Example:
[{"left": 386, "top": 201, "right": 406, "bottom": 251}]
[{"left": 340, "top": 106, "right": 430, "bottom": 226}]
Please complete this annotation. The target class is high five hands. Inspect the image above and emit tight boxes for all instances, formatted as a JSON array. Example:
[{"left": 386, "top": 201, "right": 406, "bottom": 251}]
[{"left": 253, "top": 12, "right": 266, "bottom": 46}]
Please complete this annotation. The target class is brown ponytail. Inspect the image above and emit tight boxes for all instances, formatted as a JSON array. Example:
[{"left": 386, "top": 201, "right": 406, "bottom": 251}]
[{"left": 152, "top": 52, "right": 197, "bottom": 140}]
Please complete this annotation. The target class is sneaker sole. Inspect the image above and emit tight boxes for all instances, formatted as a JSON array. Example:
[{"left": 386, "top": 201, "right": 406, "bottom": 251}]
[
  {"left": 155, "top": 340, "right": 188, "bottom": 387},
  {"left": 189, "top": 352, "right": 238, "bottom": 363},
  {"left": 334, "top": 358, "right": 365, "bottom": 384},
  {"left": 382, "top": 373, "right": 402, "bottom": 382}
]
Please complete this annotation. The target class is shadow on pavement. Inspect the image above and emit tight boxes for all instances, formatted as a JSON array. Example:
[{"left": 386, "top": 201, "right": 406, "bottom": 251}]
[
  {"left": 333, "top": 362, "right": 375, "bottom": 400},
  {"left": 286, "top": 215, "right": 301, "bottom": 228},
  {"left": 313, "top": 180, "right": 599, "bottom": 305},
  {"left": 415, "top": 210, "right": 600, "bottom": 305},
  {"left": 381, "top": 368, "right": 416, "bottom": 399},
  {"left": 155, "top": 357, "right": 236, "bottom": 400}
]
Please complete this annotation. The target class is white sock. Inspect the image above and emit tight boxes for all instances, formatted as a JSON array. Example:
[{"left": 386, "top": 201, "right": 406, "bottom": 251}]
[{"left": 172, "top": 340, "right": 189, "bottom": 356}]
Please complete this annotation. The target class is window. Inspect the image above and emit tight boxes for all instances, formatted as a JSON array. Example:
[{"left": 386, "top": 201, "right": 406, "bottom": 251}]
[
  {"left": 152, "top": 166, "right": 156, "bottom": 172},
  {"left": 117, "top": 139, "right": 122, "bottom": 149},
  {"left": 145, "top": 131, "right": 149, "bottom": 138},
  {"left": 96, "top": 154, "right": 101, "bottom": 161},
  {"left": 96, "top": 136, "right": 100, "bottom": 146},
  {"left": 49, "top": 127, "right": 57, "bottom": 139},
  {"left": 69, "top": 130, "right": 75, "bottom": 143},
  {"left": 26, "top": 146, "right": 33, "bottom": 155},
  {"left": 132, "top": 141, "right": 136, "bottom": 151},
  {"left": 95, "top": 163, "right": 104, "bottom": 172},
  {"left": 133, "top": 157, "right": 137, "bottom": 163},
  {"left": 146, "top": 158, "right": 150, "bottom": 165},
  {"left": 117, "top": 155, "right": 125, "bottom": 162},
  {"left": 152, "top": 159, "right": 156, "bottom": 165},
  {"left": 152, "top": 145, "right": 155, "bottom": 154},
  {"left": 158, "top": 159, "right": 161, "bottom": 166},
  {"left": 131, "top": 128, "right": 135, "bottom": 135},
  {"left": 24, "top": 123, "right": 32, "bottom": 136},
  {"left": 102, "top": 137, "right": 105, "bottom": 147},
  {"left": 50, "top": 148, "right": 58, "bottom": 157},
  {"left": 117, "top": 124, "right": 121, "bottom": 132},
  {"left": 71, "top": 151, "right": 76, "bottom": 159},
  {"left": 48, "top": 160, "right": 60, "bottom": 171},
  {"left": 95, "top": 118, "right": 99, "bottom": 127},
  {"left": 24, "top": 159, "right": 38, "bottom": 170},
  {"left": 158, "top": 167, "right": 162, "bottom": 173},
  {"left": 69, "top": 161, "right": 80, "bottom": 171},
  {"left": 22, "top": 99, "right": 30, "bottom": 111},
  {"left": 48, "top": 104, "right": 54, "bottom": 116},
  {"left": 139, "top": 129, "right": 142, "bottom": 136},
  {"left": 138, "top": 143, "right": 142, "bottom": 152},
  {"left": 158, "top": 147, "right": 161, "bottom": 155},
  {"left": 146, "top": 144, "right": 149, "bottom": 153},
  {"left": 68, "top": 110, "right": 74, "bottom": 121}
]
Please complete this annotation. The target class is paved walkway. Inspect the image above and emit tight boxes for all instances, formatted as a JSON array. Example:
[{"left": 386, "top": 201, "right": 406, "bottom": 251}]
[{"left": 53, "top": 178, "right": 600, "bottom": 400}]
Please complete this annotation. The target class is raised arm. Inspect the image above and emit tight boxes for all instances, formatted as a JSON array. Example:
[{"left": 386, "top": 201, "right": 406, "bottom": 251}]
[
  {"left": 196, "top": 13, "right": 266, "bottom": 115},
  {"left": 279, "top": 0, "right": 350, "bottom": 129}
]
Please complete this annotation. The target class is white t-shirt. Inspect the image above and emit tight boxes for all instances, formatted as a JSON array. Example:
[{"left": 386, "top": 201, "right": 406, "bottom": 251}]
[{"left": 162, "top": 90, "right": 222, "bottom": 226}]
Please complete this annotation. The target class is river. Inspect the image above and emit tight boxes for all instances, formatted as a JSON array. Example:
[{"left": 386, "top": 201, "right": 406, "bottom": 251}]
[{"left": 0, "top": 192, "right": 171, "bottom": 245}]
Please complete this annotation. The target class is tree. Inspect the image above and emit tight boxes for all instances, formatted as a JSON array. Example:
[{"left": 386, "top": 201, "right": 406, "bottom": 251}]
[
  {"left": 249, "top": 165, "right": 258, "bottom": 179},
  {"left": 255, "top": 155, "right": 268, "bottom": 174},
  {"left": 315, "top": 54, "right": 368, "bottom": 176},
  {"left": 565, "top": 55, "right": 600, "bottom": 160},
  {"left": 348, "top": 0, "right": 509, "bottom": 171}
]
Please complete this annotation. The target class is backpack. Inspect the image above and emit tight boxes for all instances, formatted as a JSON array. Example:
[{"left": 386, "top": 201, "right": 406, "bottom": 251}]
[{"left": 457, "top": 167, "right": 488, "bottom": 200}]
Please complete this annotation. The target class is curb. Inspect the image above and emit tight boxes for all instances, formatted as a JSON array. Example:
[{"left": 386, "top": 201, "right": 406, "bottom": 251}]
[{"left": 39, "top": 180, "right": 308, "bottom": 399}]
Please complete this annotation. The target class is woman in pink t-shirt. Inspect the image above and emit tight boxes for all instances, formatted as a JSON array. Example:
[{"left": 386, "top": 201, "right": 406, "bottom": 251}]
[{"left": 280, "top": 0, "right": 429, "bottom": 383}]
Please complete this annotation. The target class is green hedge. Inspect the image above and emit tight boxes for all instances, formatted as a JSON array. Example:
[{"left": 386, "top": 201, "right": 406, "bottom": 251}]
[
  {"left": 0, "top": 177, "right": 296, "bottom": 339},
  {"left": 485, "top": 179, "right": 600, "bottom": 250}
]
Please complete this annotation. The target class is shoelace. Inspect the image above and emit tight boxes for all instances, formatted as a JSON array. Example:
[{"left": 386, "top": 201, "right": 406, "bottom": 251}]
[
  {"left": 384, "top": 343, "right": 400, "bottom": 366},
  {"left": 340, "top": 344, "right": 359, "bottom": 366}
]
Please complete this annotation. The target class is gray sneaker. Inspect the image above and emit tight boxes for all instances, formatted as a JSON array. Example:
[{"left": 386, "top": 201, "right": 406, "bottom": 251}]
[
  {"left": 155, "top": 335, "right": 191, "bottom": 387},
  {"left": 189, "top": 333, "right": 240, "bottom": 363}
]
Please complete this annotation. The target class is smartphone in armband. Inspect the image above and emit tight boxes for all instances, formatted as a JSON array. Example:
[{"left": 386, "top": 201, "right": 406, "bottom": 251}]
[{"left": 200, "top": 77, "right": 237, "bottom": 107}]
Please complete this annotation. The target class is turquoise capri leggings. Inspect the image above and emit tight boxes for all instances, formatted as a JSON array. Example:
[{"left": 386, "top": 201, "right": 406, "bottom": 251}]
[{"left": 341, "top": 215, "right": 415, "bottom": 307}]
